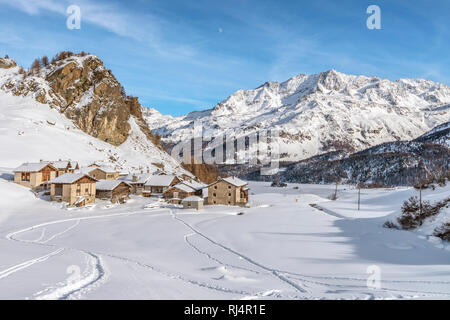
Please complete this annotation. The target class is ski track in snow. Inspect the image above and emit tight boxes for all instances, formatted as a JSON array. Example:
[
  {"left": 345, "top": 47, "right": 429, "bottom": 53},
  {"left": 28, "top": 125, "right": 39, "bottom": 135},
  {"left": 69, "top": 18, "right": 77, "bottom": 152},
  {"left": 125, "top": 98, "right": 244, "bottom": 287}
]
[
  {"left": 3, "top": 203, "right": 450, "bottom": 299},
  {"left": 33, "top": 252, "right": 107, "bottom": 300},
  {"left": 0, "top": 248, "right": 65, "bottom": 280},
  {"left": 2, "top": 209, "right": 158, "bottom": 299},
  {"left": 169, "top": 209, "right": 310, "bottom": 297},
  {"left": 170, "top": 209, "right": 450, "bottom": 299}
]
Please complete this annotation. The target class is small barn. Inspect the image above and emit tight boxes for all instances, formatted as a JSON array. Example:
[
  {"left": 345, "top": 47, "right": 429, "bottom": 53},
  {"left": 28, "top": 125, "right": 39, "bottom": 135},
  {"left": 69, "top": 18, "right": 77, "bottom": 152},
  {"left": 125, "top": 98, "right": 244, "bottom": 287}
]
[
  {"left": 88, "top": 167, "right": 119, "bottom": 180},
  {"left": 49, "top": 173, "right": 97, "bottom": 207},
  {"left": 182, "top": 196, "right": 204, "bottom": 210},
  {"left": 163, "top": 183, "right": 196, "bottom": 204},
  {"left": 96, "top": 180, "right": 131, "bottom": 204},
  {"left": 14, "top": 162, "right": 58, "bottom": 189},
  {"left": 143, "top": 174, "right": 180, "bottom": 196}
]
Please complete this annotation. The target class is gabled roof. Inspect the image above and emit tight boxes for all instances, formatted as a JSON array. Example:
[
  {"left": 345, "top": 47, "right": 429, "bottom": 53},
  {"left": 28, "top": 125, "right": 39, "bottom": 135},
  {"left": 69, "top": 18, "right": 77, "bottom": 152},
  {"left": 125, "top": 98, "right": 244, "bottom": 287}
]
[
  {"left": 182, "top": 196, "right": 203, "bottom": 202},
  {"left": 144, "top": 174, "right": 176, "bottom": 187},
  {"left": 222, "top": 176, "right": 247, "bottom": 187},
  {"left": 41, "top": 160, "right": 78, "bottom": 170},
  {"left": 167, "top": 183, "right": 196, "bottom": 193},
  {"left": 90, "top": 166, "right": 117, "bottom": 174},
  {"left": 182, "top": 180, "right": 207, "bottom": 191},
  {"left": 14, "top": 162, "right": 57, "bottom": 173},
  {"left": 49, "top": 173, "right": 97, "bottom": 184},
  {"left": 96, "top": 179, "right": 130, "bottom": 191},
  {"left": 209, "top": 176, "right": 248, "bottom": 188},
  {"left": 133, "top": 173, "right": 154, "bottom": 184},
  {"left": 53, "top": 161, "right": 72, "bottom": 169}
]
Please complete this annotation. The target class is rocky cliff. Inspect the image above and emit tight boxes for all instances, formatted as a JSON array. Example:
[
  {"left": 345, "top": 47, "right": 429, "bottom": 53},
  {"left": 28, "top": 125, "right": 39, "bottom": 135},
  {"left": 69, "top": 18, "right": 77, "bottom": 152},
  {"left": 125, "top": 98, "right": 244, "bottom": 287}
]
[{"left": 0, "top": 52, "right": 158, "bottom": 147}]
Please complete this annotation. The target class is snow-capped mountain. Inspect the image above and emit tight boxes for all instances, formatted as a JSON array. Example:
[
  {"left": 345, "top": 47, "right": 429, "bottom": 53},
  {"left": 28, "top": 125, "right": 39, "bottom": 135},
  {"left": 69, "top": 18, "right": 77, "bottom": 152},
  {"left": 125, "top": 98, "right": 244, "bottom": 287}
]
[
  {"left": 0, "top": 54, "right": 188, "bottom": 175},
  {"left": 145, "top": 70, "right": 450, "bottom": 161}
]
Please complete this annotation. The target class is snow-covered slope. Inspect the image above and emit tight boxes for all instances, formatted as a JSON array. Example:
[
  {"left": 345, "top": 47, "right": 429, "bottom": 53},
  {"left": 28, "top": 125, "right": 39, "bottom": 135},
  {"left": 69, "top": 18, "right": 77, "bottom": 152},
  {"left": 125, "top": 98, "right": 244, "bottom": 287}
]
[
  {"left": 0, "top": 90, "right": 186, "bottom": 174},
  {"left": 414, "top": 121, "right": 450, "bottom": 148},
  {"left": 145, "top": 70, "right": 450, "bottom": 161},
  {"left": 0, "top": 54, "right": 189, "bottom": 175}
]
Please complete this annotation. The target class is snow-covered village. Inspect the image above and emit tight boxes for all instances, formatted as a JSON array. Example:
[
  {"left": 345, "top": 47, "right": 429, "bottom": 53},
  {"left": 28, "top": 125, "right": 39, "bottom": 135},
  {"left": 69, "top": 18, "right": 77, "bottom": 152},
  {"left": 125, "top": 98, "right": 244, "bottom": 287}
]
[{"left": 0, "top": 0, "right": 449, "bottom": 306}]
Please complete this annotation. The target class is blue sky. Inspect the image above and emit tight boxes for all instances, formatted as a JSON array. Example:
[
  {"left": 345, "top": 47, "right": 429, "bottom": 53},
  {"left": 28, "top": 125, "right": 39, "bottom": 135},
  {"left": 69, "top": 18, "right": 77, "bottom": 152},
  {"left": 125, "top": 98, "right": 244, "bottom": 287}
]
[{"left": 0, "top": 0, "right": 449, "bottom": 116}]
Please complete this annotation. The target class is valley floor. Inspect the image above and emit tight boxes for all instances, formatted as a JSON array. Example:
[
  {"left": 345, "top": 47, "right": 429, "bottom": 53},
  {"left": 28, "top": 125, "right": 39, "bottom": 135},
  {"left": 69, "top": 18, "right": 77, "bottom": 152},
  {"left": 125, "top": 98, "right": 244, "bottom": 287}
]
[{"left": 0, "top": 179, "right": 449, "bottom": 300}]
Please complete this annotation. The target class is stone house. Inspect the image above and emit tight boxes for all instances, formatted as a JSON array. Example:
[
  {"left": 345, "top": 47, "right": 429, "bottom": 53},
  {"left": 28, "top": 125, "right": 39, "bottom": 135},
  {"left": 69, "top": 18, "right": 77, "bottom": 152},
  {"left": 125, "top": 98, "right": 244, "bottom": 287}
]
[
  {"left": 96, "top": 180, "right": 131, "bottom": 204},
  {"left": 163, "top": 180, "right": 206, "bottom": 204},
  {"left": 88, "top": 167, "right": 119, "bottom": 180},
  {"left": 49, "top": 173, "right": 97, "bottom": 207},
  {"left": 142, "top": 174, "right": 180, "bottom": 196},
  {"left": 163, "top": 183, "right": 197, "bottom": 204},
  {"left": 182, "top": 196, "right": 204, "bottom": 210},
  {"left": 13, "top": 163, "right": 58, "bottom": 189},
  {"left": 44, "top": 160, "right": 79, "bottom": 177},
  {"left": 207, "top": 177, "right": 249, "bottom": 206}
]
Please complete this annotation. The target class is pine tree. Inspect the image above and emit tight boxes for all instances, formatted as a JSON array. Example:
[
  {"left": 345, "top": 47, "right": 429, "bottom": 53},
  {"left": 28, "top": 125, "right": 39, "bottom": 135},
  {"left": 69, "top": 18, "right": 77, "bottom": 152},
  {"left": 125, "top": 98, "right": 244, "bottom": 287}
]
[
  {"left": 41, "top": 56, "right": 49, "bottom": 67},
  {"left": 31, "top": 59, "right": 41, "bottom": 73}
]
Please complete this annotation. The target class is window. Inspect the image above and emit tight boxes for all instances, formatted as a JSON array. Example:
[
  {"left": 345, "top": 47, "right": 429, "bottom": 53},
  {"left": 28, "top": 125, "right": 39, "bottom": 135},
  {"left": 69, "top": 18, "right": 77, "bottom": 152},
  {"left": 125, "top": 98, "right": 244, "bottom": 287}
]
[
  {"left": 213, "top": 201, "right": 216, "bottom": 204},
  {"left": 85, "top": 188, "right": 89, "bottom": 193},
  {"left": 228, "top": 201, "right": 231, "bottom": 205},
  {"left": 173, "top": 192, "right": 179, "bottom": 198},
  {"left": 21, "top": 172, "right": 30, "bottom": 182},
  {"left": 213, "top": 193, "right": 216, "bottom": 197},
  {"left": 228, "top": 185, "right": 231, "bottom": 189},
  {"left": 228, "top": 193, "right": 231, "bottom": 197},
  {"left": 55, "top": 185, "right": 63, "bottom": 196},
  {"left": 214, "top": 185, "right": 217, "bottom": 190},
  {"left": 76, "top": 184, "right": 81, "bottom": 196},
  {"left": 42, "top": 170, "right": 51, "bottom": 182}
]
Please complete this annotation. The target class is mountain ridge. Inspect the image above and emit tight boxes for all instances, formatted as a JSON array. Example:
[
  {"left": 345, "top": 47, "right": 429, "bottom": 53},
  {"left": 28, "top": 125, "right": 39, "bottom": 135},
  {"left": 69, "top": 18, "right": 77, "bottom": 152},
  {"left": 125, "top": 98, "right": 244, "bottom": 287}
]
[{"left": 144, "top": 69, "right": 450, "bottom": 162}]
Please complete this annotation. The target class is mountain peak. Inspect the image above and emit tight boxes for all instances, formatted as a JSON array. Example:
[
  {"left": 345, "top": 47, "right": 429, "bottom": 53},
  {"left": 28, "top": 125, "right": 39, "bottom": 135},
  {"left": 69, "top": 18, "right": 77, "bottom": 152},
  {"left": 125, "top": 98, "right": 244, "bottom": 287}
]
[{"left": 145, "top": 69, "right": 450, "bottom": 162}]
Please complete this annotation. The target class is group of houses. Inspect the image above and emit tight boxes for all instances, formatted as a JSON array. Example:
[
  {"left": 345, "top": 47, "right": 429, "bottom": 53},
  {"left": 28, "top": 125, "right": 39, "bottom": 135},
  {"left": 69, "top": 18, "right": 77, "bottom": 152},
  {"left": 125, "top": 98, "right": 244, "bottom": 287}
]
[{"left": 12, "top": 160, "right": 249, "bottom": 210}]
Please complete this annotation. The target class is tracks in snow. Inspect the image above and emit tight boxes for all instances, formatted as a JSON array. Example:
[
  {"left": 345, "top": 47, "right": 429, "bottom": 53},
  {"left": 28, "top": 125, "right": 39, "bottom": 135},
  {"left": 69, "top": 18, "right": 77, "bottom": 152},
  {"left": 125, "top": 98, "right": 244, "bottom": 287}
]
[
  {"left": 170, "top": 209, "right": 309, "bottom": 297},
  {"left": 0, "top": 248, "right": 65, "bottom": 280},
  {"left": 33, "top": 252, "right": 107, "bottom": 300}
]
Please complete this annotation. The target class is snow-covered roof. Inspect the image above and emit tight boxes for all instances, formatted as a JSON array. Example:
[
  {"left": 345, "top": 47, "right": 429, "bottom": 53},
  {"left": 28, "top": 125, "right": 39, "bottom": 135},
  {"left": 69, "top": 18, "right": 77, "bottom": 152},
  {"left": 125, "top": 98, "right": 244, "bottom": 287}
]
[
  {"left": 49, "top": 160, "right": 70, "bottom": 169},
  {"left": 91, "top": 166, "right": 117, "bottom": 174},
  {"left": 14, "top": 162, "right": 55, "bottom": 172},
  {"left": 213, "top": 176, "right": 247, "bottom": 187},
  {"left": 182, "top": 196, "right": 203, "bottom": 202},
  {"left": 96, "top": 179, "right": 130, "bottom": 191},
  {"left": 182, "top": 180, "right": 207, "bottom": 190},
  {"left": 169, "top": 183, "right": 196, "bottom": 193},
  {"left": 49, "top": 173, "right": 97, "bottom": 184},
  {"left": 133, "top": 173, "right": 153, "bottom": 184},
  {"left": 144, "top": 174, "right": 176, "bottom": 187}
]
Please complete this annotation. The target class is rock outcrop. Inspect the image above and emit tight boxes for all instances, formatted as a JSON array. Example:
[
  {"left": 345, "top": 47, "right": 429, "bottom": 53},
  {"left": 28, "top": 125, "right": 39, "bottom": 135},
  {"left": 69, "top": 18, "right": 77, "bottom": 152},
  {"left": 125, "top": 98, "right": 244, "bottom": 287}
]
[{"left": 1, "top": 52, "right": 159, "bottom": 147}]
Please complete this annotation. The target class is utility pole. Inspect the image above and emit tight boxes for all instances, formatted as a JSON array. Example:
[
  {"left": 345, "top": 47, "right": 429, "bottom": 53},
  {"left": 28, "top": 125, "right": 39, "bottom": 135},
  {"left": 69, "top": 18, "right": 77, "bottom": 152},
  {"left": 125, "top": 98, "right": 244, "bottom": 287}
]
[
  {"left": 358, "top": 184, "right": 361, "bottom": 211},
  {"left": 419, "top": 184, "right": 422, "bottom": 216}
]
